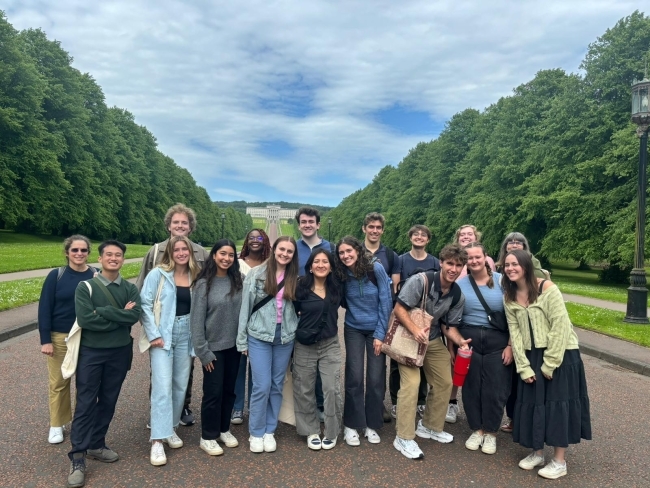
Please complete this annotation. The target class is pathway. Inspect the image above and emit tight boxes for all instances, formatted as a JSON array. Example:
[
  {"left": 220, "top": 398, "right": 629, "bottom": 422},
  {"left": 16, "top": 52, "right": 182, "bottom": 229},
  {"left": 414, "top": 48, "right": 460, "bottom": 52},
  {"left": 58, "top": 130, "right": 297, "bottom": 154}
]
[
  {"left": 562, "top": 292, "right": 650, "bottom": 316},
  {"left": 0, "top": 258, "right": 143, "bottom": 282}
]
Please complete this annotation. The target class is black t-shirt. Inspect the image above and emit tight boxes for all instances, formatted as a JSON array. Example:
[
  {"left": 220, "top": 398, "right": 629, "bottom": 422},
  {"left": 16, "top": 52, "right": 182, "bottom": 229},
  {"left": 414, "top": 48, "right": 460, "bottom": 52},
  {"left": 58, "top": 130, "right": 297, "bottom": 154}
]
[
  {"left": 399, "top": 252, "right": 440, "bottom": 281},
  {"left": 294, "top": 290, "right": 341, "bottom": 342},
  {"left": 176, "top": 286, "right": 191, "bottom": 316}
]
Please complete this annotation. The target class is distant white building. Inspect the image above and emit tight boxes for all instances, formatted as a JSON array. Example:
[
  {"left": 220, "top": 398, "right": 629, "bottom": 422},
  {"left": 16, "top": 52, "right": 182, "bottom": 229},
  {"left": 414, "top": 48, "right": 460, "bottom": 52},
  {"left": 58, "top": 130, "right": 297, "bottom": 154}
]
[{"left": 246, "top": 205, "right": 297, "bottom": 222}]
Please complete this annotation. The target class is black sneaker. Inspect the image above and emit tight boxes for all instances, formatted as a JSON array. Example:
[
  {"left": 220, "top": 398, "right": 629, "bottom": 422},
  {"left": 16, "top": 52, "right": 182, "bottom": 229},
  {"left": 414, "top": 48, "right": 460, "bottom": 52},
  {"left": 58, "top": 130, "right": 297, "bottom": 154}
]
[{"left": 180, "top": 407, "right": 195, "bottom": 426}]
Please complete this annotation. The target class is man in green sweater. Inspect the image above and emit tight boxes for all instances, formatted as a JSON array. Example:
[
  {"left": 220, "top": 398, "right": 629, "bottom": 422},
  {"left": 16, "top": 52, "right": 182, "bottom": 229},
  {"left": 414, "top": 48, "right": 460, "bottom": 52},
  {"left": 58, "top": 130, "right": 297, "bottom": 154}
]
[{"left": 67, "top": 240, "right": 141, "bottom": 488}]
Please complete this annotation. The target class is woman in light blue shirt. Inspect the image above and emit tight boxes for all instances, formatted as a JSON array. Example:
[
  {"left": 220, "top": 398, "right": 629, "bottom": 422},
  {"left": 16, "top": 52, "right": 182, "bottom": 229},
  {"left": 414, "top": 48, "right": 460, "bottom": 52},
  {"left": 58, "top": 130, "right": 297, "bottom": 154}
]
[{"left": 454, "top": 242, "right": 513, "bottom": 456}]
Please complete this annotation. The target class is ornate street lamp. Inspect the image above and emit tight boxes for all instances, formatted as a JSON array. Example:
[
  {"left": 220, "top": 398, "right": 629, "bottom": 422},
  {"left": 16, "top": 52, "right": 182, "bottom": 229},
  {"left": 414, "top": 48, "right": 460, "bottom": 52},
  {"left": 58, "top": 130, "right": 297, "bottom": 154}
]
[
  {"left": 328, "top": 216, "right": 332, "bottom": 243},
  {"left": 221, "top": 213, "right": 226, "bottom": 239},
  {"left": 625, "top": 69, "right": 650, "bottom": 323}
]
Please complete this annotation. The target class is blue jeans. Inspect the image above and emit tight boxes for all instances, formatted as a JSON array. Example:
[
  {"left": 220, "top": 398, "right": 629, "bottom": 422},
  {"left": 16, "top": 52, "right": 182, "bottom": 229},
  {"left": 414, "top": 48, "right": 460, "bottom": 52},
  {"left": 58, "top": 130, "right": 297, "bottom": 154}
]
[
  {"left": 233, "top": 354, "right": 252, "bottom": 412},
  {"left": 150, "top": 315, "right": 192, "bottom": 440},
  {"left": 247, "top": 324, "right": 294, "bottom": 437}
]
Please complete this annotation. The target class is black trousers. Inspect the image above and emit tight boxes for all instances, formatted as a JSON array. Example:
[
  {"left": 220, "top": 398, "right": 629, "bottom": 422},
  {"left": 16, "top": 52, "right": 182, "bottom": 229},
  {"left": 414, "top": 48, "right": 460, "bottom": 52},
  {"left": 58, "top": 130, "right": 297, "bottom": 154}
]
[
  {"left": 184, "top": 360, "right": 195, "bottom": 409},
  {"left": 505, "top": 366, "right": 518, "bottom": 419},
  {"left": 201, "top": 347, "right": 241, "bottom": 440},
  {"left": 458, "top": 327, "right": 512, "bottom": 433},
  {"left": 389, "top": 358, "right": 428, "bottom": 405},
  {"left": 69, "top": 343, "right": 132, "bottom": 460}
]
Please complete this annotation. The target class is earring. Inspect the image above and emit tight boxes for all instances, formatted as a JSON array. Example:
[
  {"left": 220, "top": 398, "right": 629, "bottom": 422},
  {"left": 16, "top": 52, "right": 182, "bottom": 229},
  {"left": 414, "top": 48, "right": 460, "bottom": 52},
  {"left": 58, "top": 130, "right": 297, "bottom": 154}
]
[{"left": 309, "top": 270, "right": 313, "bottom": 273}]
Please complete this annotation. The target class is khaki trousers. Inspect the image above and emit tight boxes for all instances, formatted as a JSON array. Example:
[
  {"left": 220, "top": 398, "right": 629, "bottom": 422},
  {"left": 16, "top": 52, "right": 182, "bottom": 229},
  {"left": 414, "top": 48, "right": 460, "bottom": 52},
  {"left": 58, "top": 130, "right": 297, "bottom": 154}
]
[
  {"left": 47, "top": 332, "right": 72, "bottom": 427},
  {"left": 396, "top": 337, "right": 452, "bottom": 439}
]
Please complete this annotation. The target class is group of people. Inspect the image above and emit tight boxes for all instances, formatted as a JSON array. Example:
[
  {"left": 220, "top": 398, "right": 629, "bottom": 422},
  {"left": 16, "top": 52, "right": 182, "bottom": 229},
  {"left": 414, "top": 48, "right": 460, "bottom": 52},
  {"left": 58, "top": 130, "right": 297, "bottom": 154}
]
[{"left": 37, "top": 204, "right": 592, "bottom": 488}]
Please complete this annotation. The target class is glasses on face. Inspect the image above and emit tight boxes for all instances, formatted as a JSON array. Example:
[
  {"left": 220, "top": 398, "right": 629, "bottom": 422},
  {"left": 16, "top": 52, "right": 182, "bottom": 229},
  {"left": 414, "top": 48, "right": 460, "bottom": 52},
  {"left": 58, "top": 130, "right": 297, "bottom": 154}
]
[
  {"left": 70, "top": 248, "right": 89, "bottom": 253},
  {"left": 507, "top": 240, "right": 524, "bottom": 246},
  {"left": 248, "top": 236, "right": 264, "bottom": 242}
]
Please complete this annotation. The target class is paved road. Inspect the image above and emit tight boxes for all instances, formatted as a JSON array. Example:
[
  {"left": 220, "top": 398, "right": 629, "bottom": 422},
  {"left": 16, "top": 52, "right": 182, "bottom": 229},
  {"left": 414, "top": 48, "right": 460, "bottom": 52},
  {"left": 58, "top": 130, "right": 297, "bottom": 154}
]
[
  {"left": 0, "top": 258, "right": 143, "bottom": 282},
  {"left": 2, "top": 311, "right": 649, "bottom": 488},
  {"left": 268, "top": 220, "right": 278, "bottom": 243},
  {"left": 562, "top": 293, "right": 650, "bottom": 317}
]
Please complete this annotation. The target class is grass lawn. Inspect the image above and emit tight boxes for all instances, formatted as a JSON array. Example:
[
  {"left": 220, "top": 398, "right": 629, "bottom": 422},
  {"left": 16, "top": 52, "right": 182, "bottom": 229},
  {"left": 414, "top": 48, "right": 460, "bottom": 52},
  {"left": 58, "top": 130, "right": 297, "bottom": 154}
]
[
  {"left": 566, "top": 302, "right": 650, "bottom": 348},
  {"left": 0, "top": 262, "right": 142, "bottom": 311},
  {"left": 0, "top": 231, "right": 151, "bottom": 274},
  {"left": 251, "top": 218, "right": 267, "bottom": 230},
  {"left": 551, "top": 263, "right": 650, "bottom": 306},
  {"left": 278, "top": 220, "right": 298, "bottom": 238}
]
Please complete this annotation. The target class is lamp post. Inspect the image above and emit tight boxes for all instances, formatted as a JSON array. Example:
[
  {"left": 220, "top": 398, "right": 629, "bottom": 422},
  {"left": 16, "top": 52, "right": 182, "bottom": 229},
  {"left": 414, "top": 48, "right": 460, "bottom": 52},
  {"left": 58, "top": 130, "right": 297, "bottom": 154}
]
[
  {"left": 221, "top": 213, "right": 226, "bottom": 239},
  {"left": 625, "top": 70, "right": 650, "bottom": 324},
  {"left": 328, "top": 216, "right": 332, "bottom": 243}
]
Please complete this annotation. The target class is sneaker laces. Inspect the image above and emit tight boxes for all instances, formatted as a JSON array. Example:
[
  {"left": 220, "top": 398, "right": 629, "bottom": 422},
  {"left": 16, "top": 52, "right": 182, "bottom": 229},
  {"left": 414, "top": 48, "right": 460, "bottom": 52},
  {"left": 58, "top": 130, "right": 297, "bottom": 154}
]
[
  {"left": 71, "top": 457, "right": 85, "bottom": 472},
  {"left": 205, "top": 439, "right": 218, "bottom": 449},
  {"left": 152, "top": 442, "right": 165, "bottom": 457}
]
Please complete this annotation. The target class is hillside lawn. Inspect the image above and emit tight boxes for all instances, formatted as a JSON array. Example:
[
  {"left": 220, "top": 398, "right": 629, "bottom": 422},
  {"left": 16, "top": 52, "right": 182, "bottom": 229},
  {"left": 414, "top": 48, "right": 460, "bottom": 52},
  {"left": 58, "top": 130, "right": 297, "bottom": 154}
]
[{"left": 0, "top": 231, "right": 150, "bottom": 274}]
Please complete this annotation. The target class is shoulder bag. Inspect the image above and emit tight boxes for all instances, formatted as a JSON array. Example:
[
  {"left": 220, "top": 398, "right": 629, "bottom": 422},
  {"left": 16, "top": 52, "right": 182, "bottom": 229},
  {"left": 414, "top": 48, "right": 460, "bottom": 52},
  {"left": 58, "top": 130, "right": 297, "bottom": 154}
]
[
  {"left": 139, "top": 274, "right": 166, "bottom": 353},
  {"left": 61, "top": 281, "right": 92, "bottom": 379},
  {"left": 381, "top": 272, "right": 432, "bottom": 367},
  {"left": 467, "top": 275, "right": 508, "bottom": 333}
]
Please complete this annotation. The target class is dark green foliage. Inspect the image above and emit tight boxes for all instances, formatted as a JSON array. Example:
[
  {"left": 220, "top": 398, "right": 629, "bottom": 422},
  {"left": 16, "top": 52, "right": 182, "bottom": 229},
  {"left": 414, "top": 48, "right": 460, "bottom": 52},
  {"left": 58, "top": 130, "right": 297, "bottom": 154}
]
[
  {"left": 0, "top": 12, "right": 252, "bottom": 246},
  {"left": 598, "top": 264, "right": 631, "bottom": 285},
  {"left": 329, "top": 11, "right": 650, "bottom": 266}
]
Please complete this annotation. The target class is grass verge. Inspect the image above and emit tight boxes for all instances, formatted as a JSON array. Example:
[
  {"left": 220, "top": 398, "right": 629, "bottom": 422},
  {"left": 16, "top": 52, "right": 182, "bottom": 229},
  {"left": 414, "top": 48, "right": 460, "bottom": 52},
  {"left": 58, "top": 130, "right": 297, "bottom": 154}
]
[
  {"left": 0, "top": 231, "right": 151, "bottom": 274},
  {"left": 0, "top": 263, "right": 142, "bottom": 312},
  {"left": 566, "top": 302, "right": 650, "bottom": 348}
]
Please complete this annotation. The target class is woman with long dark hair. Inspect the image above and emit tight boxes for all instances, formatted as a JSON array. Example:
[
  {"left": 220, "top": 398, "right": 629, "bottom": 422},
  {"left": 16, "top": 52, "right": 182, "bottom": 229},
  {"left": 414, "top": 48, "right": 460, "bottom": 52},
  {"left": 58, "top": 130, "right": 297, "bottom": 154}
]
[
  {"left": 231, "top": 228, "right": 272, "bottom": 425},
  {"left": 502, "top": 249, "right": 591, "bottom": 479},
  {"left": 293, "top": 248, "right": 343, "bottom": 450},
  {"left": 237, "top": 236, "right": 300, "bottom": 453},
  {"left": 38, "top": 235, "right": 96, "bottom": 444},
  {"left": 334, "top": 236, "right": 392, "bottom": 447},
  {"left": 141, "top": 236, "right": 201, "bottom": 466},
  {"left": 454, "top": 242, "right": 512, "bottom": 454},
  {"left": 191, "top": 239, "right": 244, "bottom": 457}
]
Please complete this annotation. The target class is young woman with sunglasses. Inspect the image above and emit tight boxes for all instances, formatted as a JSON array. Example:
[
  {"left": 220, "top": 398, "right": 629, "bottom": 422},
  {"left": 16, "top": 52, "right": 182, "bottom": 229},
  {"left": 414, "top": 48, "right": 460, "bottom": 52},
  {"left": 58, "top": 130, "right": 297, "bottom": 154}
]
[
  {"left": 38, "top": 235, "right": 96, "bottom": 444},
  {"left": 231, "top": 229, "right": 272, "bottom": 425}
]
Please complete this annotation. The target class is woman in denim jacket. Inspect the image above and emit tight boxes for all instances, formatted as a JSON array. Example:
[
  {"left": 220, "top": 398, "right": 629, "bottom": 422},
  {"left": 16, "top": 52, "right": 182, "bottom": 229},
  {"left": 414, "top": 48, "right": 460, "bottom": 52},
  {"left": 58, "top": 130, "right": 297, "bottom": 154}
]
[
  {"left": 141, "top": 236, "right": 200, "bottom": 466},
  {"left": 237, "top": 236, "right": 300, "bottom": 454}
]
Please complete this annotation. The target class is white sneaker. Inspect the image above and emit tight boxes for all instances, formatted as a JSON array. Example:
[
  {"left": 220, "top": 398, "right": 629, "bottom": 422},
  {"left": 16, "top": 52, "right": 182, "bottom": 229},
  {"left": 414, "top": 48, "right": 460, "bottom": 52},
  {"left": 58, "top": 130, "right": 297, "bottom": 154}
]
[
  {"left": 538, "top": 459, "right": 567, "bottom": 479},
  {"left": 391, "top": 405, "right": 397, "bottom": 419},
  {"left": 519, "top": 451, "right": 545, "bottom": 470},
  {"left": 48, "top": 426, "right": 64, "bottom": 444},
  {"left": 263, "top": 433, "right": 276, "bottom": 452},
  {"left": 307, "top": 434, "right": 322, "bottom": 450},
  {"left": 364, "top": 428, "right": 381, "bottom": 444},
  {"left": 150, "top": 441, "right": 167, "bottom": 466},
  {"left": 249, "top": 436, "right": 264, "bottom": 453},
  {"left": 162, "top": 430, "right": 183, "bottom": 449},
  {"left": 200, "top": 438, "right": 224, "bottom": 456},
  {"left": 344, "top": 427, "right": 360, "bottom": 446},
  {"left": 393, "top": 436, "right": 424, "bottom": 460},
  {"left": 481, "top": 434, "right": 497, "bottom": 454},
  {"left": 445, "top": 403, "right": 459, "bottom": 423},
  {"left": 465, "top": 431, "right": 484, "bottom": 451},
  {"left": 218, "top": 431, "right": 239, "bottom": 448},
  {"left": 321, "top": 437, "right": 337, "bottom": 450},
  {"left": 415, "top": 419, "right": 454, "bottom": 443}
]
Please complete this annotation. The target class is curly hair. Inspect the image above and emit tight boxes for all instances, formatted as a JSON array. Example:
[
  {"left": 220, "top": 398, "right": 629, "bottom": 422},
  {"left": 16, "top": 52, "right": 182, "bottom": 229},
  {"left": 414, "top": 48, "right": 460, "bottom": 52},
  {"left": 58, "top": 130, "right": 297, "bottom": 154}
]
[
  {"left": 240, "top": 228, "right": 271, "bottom": 262},
  {"left": 454, "top": 224, "right": 482, "bottom": 245},
  {"left": 334, "top": 235, "right": 374, "bottom": 281},
  {"left": 164, "top": 203, "right": 197, "bottom": 234}
]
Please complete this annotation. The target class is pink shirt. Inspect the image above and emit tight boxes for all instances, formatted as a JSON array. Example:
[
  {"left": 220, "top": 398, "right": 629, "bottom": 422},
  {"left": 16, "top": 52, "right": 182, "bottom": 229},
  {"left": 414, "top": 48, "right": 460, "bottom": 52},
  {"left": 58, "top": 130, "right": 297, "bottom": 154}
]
[{"left": 275, "top": 271, "right": 285, "bottom": 323}]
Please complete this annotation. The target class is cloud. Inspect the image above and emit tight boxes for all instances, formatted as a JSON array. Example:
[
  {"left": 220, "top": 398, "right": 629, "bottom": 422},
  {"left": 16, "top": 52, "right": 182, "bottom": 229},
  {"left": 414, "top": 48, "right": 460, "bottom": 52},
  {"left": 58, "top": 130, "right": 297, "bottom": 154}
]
[
  {"left": 4, "top": 0, "right": 646, "bottom": 206},
  {"left": 213, "top": 187, "right": 258, "bottom": 201}
]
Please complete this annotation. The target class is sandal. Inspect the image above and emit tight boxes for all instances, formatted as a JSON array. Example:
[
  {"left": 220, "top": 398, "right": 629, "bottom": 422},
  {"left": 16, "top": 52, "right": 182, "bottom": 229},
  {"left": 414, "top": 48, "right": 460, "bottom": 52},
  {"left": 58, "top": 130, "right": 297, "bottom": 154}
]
[{"left": 500, "top": 419, "right": 513, "bottom": 433}]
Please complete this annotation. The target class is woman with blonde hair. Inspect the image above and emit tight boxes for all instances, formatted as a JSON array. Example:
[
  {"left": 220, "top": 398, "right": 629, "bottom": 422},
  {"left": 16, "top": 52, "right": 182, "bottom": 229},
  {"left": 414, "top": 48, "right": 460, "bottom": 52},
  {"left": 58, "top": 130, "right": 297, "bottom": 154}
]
[
  {"left": 38, "top": 235, "right": 96, "bottom": 444},
  {"left": 237, "top": 236, "right": 300, "bottom": 453},
  {"left": 141, "top": 235, "right": 200, "bottom": 466}
]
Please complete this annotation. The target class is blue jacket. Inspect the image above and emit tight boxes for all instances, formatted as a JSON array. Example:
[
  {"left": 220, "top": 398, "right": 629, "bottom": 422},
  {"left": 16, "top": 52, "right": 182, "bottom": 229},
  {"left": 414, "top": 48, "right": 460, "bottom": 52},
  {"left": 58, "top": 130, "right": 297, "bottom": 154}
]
[
  {"left": 343, "top": 262, "right": 392, "bottom": 341},
  {"left": 140, "top": 267, "right": 193, "bottom": 353},
  {"left": 296, "top": 237, "right": 332, "bottom": 276},
  {"left": 237, "top": 264, "right": 299, "bottom": 351}
]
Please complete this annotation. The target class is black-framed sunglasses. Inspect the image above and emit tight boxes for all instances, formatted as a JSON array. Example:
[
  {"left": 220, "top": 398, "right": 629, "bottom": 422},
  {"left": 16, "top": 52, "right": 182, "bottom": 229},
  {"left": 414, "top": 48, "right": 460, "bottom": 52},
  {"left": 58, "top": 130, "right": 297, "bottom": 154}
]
[
  {"left": 248, "top": 236, "right": 264, "bottom": 242},
  {"left": 70, "top": 248, "right": 89, "bottom": 253}
]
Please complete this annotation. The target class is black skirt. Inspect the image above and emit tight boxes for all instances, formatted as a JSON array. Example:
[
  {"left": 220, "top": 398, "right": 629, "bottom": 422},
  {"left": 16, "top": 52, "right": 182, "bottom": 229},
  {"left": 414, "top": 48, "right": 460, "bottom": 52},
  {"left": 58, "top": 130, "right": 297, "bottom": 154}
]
[{"left": 513, "top": 346, "right": 592, "bottom": 450}]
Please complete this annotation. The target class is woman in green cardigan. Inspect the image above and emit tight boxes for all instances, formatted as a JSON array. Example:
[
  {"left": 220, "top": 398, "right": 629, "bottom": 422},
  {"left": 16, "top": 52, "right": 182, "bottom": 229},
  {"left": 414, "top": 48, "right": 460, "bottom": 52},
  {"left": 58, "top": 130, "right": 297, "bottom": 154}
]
[{"left": 502, "top": 249, "right": 591, "bottom": 480}]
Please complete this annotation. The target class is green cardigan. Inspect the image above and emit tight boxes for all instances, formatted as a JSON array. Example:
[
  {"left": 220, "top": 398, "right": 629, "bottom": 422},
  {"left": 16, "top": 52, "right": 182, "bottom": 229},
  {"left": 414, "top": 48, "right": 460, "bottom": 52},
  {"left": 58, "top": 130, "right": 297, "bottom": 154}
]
[{"left": 504, "top": 284, "right": 579, "bottom": 380}]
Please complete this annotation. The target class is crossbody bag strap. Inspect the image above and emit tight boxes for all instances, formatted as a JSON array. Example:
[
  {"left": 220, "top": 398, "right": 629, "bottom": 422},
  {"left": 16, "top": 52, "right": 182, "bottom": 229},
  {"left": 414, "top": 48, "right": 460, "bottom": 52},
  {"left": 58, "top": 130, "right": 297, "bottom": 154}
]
[
  {"left": 155, "top": 275, "right": 165, "bottom": 304},
  {"left": 250, "top": 278, "right": 285, "bottom": 318},
  {"left": 92, "top": 277, "right": 121, "bottom": 308},
  {"left": 419, "top": 272, "right": 429, "bottom": 312},
  {"left": 468, "top": 275, "right": 493, "bottom": 314},
  {"left": 538, "top": 279, "right": 547, "bottom": 295}
]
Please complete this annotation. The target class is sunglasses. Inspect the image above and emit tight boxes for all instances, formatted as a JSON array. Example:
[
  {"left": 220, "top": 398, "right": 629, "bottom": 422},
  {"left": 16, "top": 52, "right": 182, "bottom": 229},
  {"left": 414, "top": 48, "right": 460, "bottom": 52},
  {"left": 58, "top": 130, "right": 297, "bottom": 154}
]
[
  {"left": 248, "top": 236, "right": 264, "bottom": 242},
  {"left": 70, "top": 248, "right": 89, "bottom": 253}
]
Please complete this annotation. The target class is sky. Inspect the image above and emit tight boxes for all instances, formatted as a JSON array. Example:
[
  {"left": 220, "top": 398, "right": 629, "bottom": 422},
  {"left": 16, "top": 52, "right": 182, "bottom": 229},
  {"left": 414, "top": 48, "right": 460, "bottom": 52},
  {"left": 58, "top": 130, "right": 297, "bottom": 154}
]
[{"left": 3, "top": 1, "right": 647, "bottom": 207}]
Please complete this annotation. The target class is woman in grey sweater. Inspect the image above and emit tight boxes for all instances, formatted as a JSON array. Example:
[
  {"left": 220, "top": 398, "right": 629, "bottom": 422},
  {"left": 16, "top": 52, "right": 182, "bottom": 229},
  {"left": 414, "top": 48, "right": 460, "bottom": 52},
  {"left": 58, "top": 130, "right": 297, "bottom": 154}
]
[{"left": 190, "top": 239, "right": 244, "bottom": 457}]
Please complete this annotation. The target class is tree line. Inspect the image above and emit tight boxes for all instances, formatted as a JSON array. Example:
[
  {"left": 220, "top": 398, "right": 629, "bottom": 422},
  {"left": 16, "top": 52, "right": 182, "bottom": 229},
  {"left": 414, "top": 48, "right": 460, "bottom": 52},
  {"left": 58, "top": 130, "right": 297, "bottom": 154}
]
[
  {"left": 328, "top": 12, "right": 650, "bottom": 273},
  {"left": 0, "top": 12, "right": 251, "bottom": 245}
]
